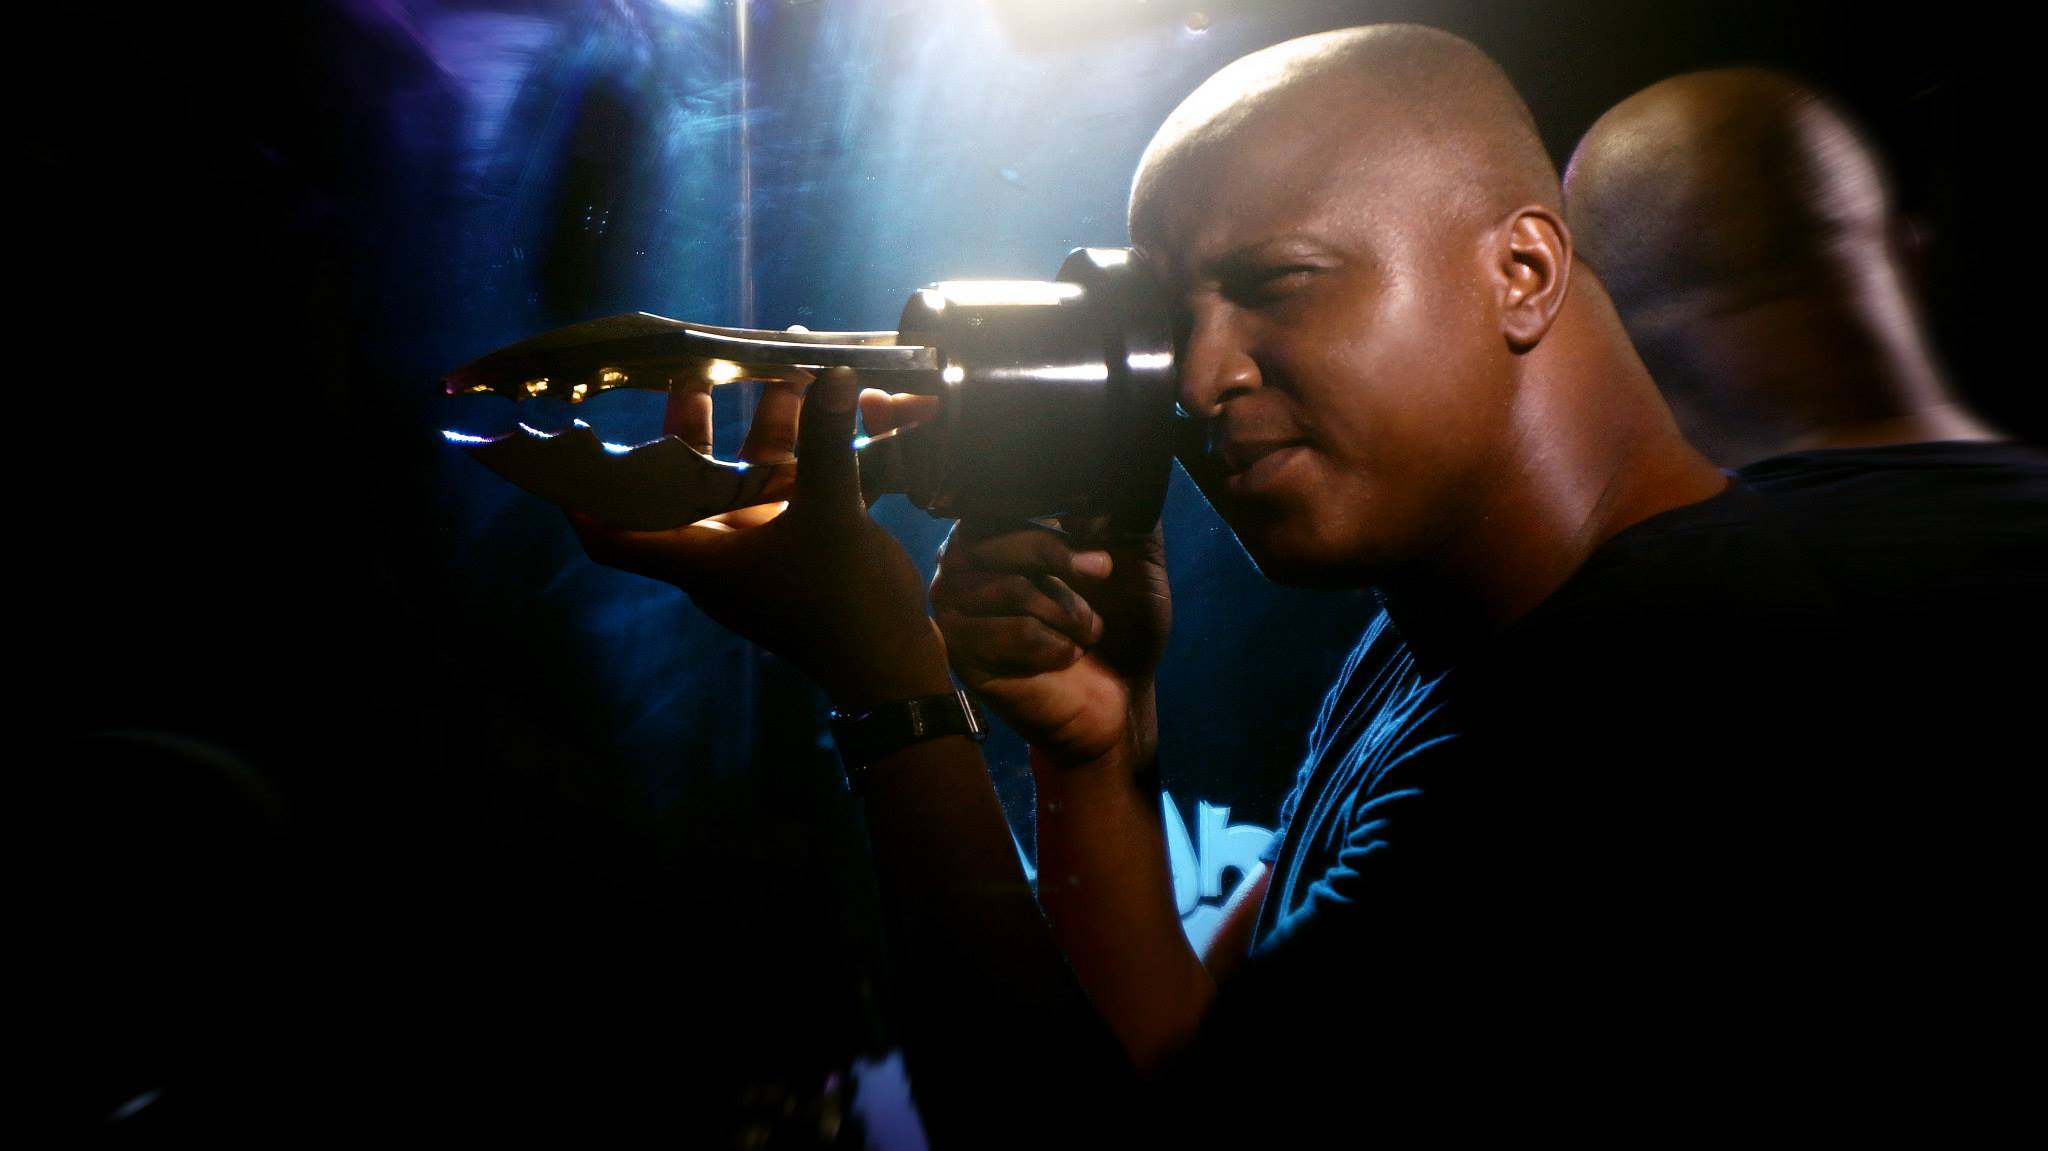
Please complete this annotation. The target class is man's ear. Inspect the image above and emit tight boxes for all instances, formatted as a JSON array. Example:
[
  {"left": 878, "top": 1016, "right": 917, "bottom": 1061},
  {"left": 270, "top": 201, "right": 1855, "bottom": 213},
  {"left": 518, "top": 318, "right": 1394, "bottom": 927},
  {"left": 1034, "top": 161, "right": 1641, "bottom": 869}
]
[{"left": 1497, "top": 206, "right": 1572, "bottom": 351}]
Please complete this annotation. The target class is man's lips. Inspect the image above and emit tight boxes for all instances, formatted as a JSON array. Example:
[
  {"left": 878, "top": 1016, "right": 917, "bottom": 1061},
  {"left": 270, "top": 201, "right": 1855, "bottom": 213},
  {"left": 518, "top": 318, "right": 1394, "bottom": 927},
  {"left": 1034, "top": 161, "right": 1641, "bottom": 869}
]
[
  {"left": 1215, "top": 438, "right": 1310, "bottom": 494},
  {"left": 1219, "top": 437, "right": 1307, "bottom": 477}
]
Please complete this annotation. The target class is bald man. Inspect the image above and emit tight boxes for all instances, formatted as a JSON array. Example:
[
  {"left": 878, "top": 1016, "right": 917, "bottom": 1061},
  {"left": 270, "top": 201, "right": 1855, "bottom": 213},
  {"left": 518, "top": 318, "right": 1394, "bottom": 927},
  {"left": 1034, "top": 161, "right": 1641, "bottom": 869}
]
[
  {"left": 576, "top": 26, "right": 2043, "bottom": 1145},
  {"left": 1563, "top": 68, "right": 1997, "bottom": 465}
]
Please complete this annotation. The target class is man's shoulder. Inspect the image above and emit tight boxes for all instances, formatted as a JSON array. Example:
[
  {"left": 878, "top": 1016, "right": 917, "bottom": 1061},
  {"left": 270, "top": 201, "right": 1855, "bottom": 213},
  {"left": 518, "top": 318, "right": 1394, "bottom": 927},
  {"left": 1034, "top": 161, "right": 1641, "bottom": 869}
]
[
  {"left": 1488, "top": 437, "right": 2046, "bottom": 764},
  {"left": 1514, "top": 477, "right": 1836, "bottom": 647},
  {"left": 1738, "top": 440, "right": 2048, "bottom": 542},
  {"left": 1734, "top": 439, "right": 2048, "bottom": 624},
  {"left": 1737, "top": 438, "right": 2048, "bottom": 489},
  {"left": 1739, "top": 440, "right": 2048, "bottom": 534},
  {"left": 1525, "top": 439, "right": 2047, "bottom": 639}
]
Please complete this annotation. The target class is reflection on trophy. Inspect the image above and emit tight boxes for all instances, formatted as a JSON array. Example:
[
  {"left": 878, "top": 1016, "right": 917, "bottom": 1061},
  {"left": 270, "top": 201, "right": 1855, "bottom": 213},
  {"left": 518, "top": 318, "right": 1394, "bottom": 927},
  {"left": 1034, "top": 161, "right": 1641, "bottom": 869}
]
[{"left": 444, "top": 247, "right": 1181, "bottom": 534}]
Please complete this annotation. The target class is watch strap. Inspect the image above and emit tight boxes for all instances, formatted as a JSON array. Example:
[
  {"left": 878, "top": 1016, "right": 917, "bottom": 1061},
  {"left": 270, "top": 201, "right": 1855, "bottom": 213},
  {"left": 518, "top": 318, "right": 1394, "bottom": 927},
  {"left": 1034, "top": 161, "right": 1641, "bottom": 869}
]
[{"left": 829, "top": 689, "right": 988, "bottom": 793}]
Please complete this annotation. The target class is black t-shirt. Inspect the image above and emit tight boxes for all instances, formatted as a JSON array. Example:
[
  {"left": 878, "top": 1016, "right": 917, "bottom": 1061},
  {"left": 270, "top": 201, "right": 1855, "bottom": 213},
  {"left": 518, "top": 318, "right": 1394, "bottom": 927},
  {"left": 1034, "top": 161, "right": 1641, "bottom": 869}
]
[
  {"left": 916, "top": 444, "right": 2043, "bottom": 1146},
  {"left": 1155, "top": 442, "right": 2045, "bottom": 1138}
]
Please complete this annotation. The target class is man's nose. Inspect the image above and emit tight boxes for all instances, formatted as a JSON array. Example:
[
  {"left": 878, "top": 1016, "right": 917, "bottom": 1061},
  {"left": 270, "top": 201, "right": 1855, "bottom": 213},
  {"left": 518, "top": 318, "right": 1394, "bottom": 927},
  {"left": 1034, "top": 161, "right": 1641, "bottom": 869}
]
[{"left": 1175, "top": 308, "right": 1261, "bottom": 420}]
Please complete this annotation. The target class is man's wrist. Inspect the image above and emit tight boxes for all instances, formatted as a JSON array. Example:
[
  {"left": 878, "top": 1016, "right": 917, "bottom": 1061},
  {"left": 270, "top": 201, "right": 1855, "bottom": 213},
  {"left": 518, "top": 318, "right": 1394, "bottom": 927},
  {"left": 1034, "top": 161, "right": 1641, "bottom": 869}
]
[
  {"left": 830, "top": 688, "right": 988, "bottom": 793},
  {"left": 1028, "top": 683, "right": 1159, "bottom": 782},
  {"left": 1028, "top": 738, "right": 1155, "bottom": 786}
]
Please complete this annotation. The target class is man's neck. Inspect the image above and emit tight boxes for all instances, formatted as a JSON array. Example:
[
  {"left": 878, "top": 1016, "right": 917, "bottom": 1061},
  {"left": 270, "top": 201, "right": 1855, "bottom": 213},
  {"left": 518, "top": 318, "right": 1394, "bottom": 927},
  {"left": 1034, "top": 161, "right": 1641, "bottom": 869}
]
[
  {"left": 1378, "top": 331, "right": 1729, "bottom": 669},
  {"left": 1708, "top": 286, "right": 1999, "bottom": 466}
]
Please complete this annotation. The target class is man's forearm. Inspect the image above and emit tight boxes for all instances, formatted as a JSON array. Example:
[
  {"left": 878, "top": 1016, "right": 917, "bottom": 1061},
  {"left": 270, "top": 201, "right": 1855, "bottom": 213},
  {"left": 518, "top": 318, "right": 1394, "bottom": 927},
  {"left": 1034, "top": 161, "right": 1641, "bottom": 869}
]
[
  {"left": 859, "top": 733, "right": 1077, "bottom": 996},
  {"left": 1030, "top": 685, "right": 1216, "bottom": 1073},
  {"left": 855, "top": 728, "right": 1135, "bottom": 1144}
]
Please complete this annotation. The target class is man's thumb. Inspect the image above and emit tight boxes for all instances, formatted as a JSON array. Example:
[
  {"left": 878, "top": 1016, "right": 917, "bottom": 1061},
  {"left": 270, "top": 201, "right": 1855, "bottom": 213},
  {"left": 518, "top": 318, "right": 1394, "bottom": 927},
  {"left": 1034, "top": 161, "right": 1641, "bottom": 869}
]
[{"left": 796, "top": 366, "right": 862, "bottom": 513}]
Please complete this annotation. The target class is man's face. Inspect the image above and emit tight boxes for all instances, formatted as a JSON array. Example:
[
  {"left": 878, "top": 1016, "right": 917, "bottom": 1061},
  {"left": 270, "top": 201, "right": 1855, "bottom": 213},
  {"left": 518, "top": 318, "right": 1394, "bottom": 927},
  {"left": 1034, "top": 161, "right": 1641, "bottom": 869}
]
[{"left": 1132, "top": 107, "right": 1515, "bottom": 587}]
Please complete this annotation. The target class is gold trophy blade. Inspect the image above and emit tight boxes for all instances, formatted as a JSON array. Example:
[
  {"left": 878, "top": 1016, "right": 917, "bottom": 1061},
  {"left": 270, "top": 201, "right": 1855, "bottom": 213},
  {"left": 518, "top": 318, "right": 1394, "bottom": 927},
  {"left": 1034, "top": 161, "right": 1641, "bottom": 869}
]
[{"left": 443, "top": 312, "right": 938, "bottom": 401}]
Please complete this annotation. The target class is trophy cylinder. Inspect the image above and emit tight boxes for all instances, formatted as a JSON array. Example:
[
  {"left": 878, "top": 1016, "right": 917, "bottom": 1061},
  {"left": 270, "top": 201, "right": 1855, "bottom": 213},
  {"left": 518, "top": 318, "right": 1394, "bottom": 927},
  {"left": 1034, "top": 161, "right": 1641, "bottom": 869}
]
[{"left": 889, "top": 247, "right": 1179, "bottom": 534}]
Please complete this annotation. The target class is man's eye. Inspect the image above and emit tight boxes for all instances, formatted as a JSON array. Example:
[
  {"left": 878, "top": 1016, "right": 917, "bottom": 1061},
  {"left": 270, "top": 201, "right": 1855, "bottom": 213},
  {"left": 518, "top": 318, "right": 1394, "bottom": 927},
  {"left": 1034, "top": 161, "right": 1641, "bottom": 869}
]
[{"left": 1232, "top": 266, "right": 1316, "bottom": 303}]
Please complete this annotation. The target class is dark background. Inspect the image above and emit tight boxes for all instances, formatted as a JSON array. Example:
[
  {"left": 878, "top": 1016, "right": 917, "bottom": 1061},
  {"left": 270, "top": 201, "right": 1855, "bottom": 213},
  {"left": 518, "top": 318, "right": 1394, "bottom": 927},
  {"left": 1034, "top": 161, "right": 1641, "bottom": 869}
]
[{"left": 30, "top": 0, "right": 2035, "bottom": 1141}]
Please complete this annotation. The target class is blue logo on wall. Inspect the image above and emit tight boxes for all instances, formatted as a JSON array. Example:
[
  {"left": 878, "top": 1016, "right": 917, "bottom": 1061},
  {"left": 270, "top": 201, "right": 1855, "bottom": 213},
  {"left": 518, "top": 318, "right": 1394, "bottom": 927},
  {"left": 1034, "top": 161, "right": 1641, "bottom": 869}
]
[{"left": 1013, "top": 792, "right": 1272, "bottom": 954}]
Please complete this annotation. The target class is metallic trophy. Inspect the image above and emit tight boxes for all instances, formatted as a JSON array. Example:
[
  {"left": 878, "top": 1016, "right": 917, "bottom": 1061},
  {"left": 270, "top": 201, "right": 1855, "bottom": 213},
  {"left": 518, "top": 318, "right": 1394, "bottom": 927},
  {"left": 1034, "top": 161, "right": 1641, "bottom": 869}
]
[{"left": 444, "top": 247, "right": 1181, "bottom": 534}]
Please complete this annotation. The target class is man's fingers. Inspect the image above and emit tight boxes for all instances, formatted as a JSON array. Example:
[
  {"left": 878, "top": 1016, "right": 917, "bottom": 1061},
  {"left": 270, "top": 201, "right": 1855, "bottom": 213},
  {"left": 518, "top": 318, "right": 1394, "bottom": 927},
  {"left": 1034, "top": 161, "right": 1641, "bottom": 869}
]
[
  {"left": 795, "top": 367, "right": 862, "bottom": 515},
  {"left": 568, "top": 511, "right": 725, "bottom": 581},
  {"left": 739, "top": 378, "right": 806, "bottom": 464},
  {"left": 691, "top": 501, "right": 789, "bottom": 533},
  {"left": 665, "top": 375, "right": 806, "bottom": 463},
  {"left": 936, "top": 612, "right": 1081, "bottom": 678},
  {"left": 932, "top": 571, "right": 1101, "bottom": 644},
  {"left": 939, "top": 519, "right": 1113, "bottom": 580},
  {"left": 859, "top": 390, "right": 941, "bottom": 436},
  {"left": 664, "top": 382, "right": 715, "bottom": 455}
]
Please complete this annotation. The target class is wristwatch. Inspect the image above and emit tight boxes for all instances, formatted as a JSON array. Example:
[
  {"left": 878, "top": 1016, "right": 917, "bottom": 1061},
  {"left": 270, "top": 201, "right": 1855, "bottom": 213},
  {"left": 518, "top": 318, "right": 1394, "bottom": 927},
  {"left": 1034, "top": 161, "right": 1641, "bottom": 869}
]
[{"left": 829, "top": 689, "right": 989, "bottom": 794}]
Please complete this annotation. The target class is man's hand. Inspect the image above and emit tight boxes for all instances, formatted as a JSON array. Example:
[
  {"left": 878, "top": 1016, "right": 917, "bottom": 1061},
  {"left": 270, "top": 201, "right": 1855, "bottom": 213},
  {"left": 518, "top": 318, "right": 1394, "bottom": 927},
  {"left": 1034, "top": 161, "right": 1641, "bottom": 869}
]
[
  {"left": 932, "top": 513, "right": 1206, "bottom": 1072},
  {"left": 929, "top": 516, "right": 1171, "bottom": 768},
  {"left": 569, "top": 367, "right": 949, "bottom": 710}
]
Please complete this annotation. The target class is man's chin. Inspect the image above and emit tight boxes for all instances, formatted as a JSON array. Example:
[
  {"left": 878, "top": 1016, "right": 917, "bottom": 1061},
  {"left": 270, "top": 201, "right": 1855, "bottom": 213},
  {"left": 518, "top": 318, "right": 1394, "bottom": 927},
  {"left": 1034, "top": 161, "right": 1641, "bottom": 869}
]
[{"left": 1234, "top": 524, "right": 1374, "bottom": 590}]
